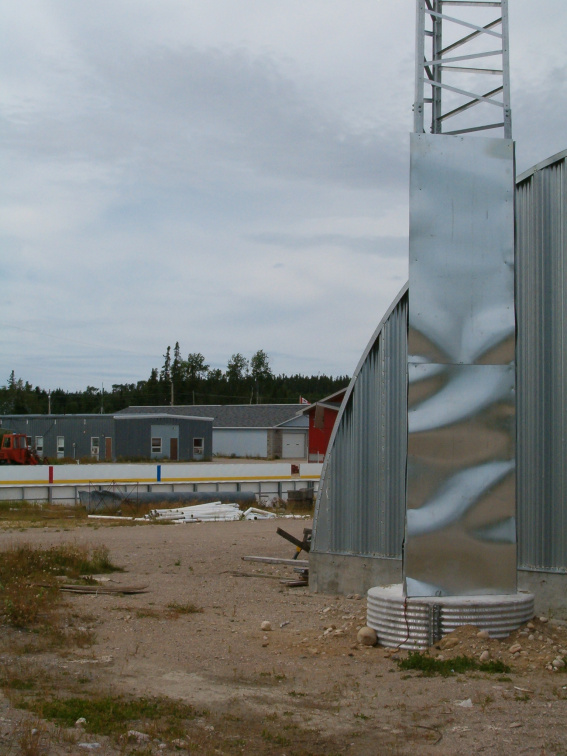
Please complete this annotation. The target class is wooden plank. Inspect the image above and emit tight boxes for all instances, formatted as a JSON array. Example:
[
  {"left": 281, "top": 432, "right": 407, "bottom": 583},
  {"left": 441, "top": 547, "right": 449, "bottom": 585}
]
[
  {"left": 242, "top": 556, "right": 309, "bottom": 567},
  {"left": 33, "top": 582, "right": 148, "bottom": 594},
  {"left": 280, "top": 579, "right": 309, "bottom": 587},
  {"left": 276, "top": 526, "right": 311, "bottom": 553},
  {"left": 229, "top": 571, "right": 282, "bottom": 580}
]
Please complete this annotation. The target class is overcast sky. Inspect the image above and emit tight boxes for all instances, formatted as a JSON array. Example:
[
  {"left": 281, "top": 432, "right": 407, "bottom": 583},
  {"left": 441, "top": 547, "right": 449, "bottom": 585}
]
[{"left": 2, "top": 1, "right": 566, "bottom": 392}]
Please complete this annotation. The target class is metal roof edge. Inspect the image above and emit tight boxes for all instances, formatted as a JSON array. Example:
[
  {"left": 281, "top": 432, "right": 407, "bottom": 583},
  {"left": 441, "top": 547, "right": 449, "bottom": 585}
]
[
  {"left": 516, "top": 148, "right": 567, "bottom": 185},
  {"left": 0, "top": 414, "right": 114, "bottom": 419},
  {"left": 215, "top": 426, "right": 271, "bottom": 430},
  {"left": 114, "top": 414, "right": 214, "bottom": 422}
]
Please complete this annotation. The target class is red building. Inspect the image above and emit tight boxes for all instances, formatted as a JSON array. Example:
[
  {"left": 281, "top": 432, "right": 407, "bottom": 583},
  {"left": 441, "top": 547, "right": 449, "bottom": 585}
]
[{"left": 299, "top": 389, "right": 347, "bottom": 462}]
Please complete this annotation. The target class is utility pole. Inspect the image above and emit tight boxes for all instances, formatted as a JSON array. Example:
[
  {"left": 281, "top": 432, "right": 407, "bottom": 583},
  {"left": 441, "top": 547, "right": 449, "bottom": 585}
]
[{"left": 47, "top": 390, "right": 51, "bottom": 415}]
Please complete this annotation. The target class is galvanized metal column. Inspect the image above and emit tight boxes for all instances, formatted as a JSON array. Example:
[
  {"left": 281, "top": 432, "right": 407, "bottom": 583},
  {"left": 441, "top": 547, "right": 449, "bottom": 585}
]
[
  {"left": 404, "top": 134, "right": 516, "bottom": 597},
  {"left": 405, "top": 0, "right": 516, "bottom": 598}
]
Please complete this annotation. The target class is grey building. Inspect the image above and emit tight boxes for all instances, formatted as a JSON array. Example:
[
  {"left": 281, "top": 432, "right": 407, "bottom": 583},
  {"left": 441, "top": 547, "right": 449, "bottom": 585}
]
[
  {"left": 0, "top": 412, "right": 213, "bottom": 462},
  {"left": 116, "top": 405, "right": 308, "bottom": 459},
  {"left": 0, "top": 414, "right": 115, "bottom": 461},
  {"left": 114, "top": 413, "right": 213, "bottom": 461}
]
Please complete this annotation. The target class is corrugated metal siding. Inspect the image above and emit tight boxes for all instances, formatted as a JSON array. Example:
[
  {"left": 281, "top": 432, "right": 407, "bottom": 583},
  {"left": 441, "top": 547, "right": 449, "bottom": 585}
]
[
  {"left": 516, "top": 150, "right": 567, "bottom": 573},
  {"left": 312, "top": 285, "right": 408, "bottom": 558}
]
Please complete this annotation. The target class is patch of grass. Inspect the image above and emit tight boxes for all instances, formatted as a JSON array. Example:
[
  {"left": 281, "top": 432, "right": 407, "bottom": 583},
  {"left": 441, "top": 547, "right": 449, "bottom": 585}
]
[
  {"left": 261, "top": 729, "right": 291, "bottom": 746},
  {"left": 0, "top": 543, "right": 122, "bottom": 630},
  {"left": 0, "top": 669, "right": 36, "bottom": 691},
  {"left": 136, "top": 602, "right": 203, "bottom": 620},
  {"left": 136, "top": 608, "right": 163, "bottom": 619},
  {"left": 0, "top": 500, "right": 87, "bottom": 528},
  {"left": 166, "top": 601, "right": 203, "bottom": 616},
  {"left": 23, "top": 694, "right": 201, "bottom": 738},
  {"left": 397, "top": 652, "right": 511, "bottom": 677}
]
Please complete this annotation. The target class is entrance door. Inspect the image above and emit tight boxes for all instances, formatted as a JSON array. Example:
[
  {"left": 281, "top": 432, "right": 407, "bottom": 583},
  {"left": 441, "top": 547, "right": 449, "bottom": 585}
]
[
  {"left": 170, "top": 438, "right": 178, "bottom": 461},
  {"left": 105, "top": 437, "right": 112, "bottom": 461}
]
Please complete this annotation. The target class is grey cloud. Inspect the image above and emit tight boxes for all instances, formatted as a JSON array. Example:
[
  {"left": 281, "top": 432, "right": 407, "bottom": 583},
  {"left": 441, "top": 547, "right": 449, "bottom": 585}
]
[
  {"left": 248, "top": 232, "right": 407, "bottom": 257},
  {"left": 3, "top": 43, "right": 406, "bottom": 194}
]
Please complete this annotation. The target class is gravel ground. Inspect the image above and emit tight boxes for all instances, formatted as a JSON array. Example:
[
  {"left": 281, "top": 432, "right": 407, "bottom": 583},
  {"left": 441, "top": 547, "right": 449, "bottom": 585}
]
[{"left": 1, "top": 518, "right": 567, "bottom": 754}]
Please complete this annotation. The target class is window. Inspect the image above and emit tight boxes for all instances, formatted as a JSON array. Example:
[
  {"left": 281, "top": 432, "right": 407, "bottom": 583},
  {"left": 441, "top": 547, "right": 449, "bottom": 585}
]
[
  {"left": 35, "top": 436, "right": 44, "bottom": 455},
  {"left": 151, "top": 437, "right": 162, "bottom": 454},
  {"left": 26, "top": 436, "right": 32, "bottom": 448},
  {"left": 193, "top": 438, "right": 204, "bottom": 454}
]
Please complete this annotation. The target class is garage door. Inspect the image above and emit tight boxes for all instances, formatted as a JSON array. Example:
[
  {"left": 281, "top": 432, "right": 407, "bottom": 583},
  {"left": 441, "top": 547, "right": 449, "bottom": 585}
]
[{"left": 282, "top": 432, "right": 305, "bottom": 459}]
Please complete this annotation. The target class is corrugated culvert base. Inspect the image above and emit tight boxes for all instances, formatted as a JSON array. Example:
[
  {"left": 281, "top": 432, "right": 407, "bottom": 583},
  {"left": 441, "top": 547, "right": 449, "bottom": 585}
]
[{"left": 367, "top": 584, "right": 534, "bottom": 650}]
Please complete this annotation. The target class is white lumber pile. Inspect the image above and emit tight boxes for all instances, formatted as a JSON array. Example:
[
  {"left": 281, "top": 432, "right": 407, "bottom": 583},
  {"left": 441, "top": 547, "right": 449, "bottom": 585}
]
[{"left": 145, "top": 502, "right": 276, "bottom": 523}]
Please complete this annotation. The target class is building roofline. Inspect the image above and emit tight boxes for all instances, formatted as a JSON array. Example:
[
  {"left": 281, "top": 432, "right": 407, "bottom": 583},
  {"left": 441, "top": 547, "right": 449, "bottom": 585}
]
[
  {"left": 297, "top": 388, "right": 348, "bottom": 415},
  {"left": 516, "top": 148, "right": 567, "bottom": 185},
  {"left": 114, "top": 414, "right": 214, "bottom": 422}
]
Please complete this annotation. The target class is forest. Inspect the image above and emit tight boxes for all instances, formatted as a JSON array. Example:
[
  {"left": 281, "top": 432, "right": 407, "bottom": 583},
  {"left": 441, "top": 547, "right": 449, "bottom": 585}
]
[{"left": 1, "top": 344, "right": 350, "bottom": 415}]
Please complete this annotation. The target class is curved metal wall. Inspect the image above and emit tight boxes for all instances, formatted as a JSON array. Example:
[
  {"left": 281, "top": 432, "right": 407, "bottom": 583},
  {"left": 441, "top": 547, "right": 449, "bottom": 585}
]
[
  {"left": 312, "top": 284, "right": 408, "bottom": 558},
  {"left": 516, "top": 149, "right": 567, "bottom": 573}
]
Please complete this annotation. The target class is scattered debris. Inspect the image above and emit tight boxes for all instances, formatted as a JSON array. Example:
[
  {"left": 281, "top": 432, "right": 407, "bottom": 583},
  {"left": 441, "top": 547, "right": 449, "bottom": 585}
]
[
  {"left": 243, "top": 507, "right": 277, "bottom": 520},
  {"left": 33, "top": 582, "right": 148, "bottom": 595},
  {"left": 144, "top": 502, "right": 277, "bottom": 523}
]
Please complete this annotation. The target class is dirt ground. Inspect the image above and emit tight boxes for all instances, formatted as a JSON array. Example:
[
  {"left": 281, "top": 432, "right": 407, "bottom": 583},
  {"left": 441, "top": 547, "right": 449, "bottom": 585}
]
[{"left": 1, "top": 517, "right": 567, "bottom": 755}]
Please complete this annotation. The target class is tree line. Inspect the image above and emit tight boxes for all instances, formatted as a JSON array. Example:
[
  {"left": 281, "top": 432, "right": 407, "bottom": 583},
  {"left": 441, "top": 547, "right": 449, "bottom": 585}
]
[{"left": 1, "top": 345, "right": 350, "bottom": 415}]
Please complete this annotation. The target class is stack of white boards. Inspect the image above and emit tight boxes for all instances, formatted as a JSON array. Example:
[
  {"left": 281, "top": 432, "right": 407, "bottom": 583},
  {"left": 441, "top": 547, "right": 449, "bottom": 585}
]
[{"left": 145, "top": 502, "right": 276, "bottom": 523}]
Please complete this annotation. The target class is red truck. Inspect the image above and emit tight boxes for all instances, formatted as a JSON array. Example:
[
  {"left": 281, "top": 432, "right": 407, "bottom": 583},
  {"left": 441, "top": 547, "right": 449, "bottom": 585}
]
[{"left": 0, "top": 430, "right": 40, "bottom": 465}]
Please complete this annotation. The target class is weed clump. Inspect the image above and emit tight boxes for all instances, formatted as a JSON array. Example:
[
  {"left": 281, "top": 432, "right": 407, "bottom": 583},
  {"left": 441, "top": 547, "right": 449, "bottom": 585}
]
[
  {"left": 0, "top": 543, "right": 121, "bottom": 629},
  {"left": 26, "top": 695, "right": 200, "bottom": 737},
  {"left": 397, "top": 651, "right": 511, "bottom": 677}
]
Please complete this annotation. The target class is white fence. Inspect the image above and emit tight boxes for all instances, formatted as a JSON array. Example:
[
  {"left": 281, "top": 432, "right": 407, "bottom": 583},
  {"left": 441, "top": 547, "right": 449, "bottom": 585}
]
[{"left": 0, "top": 461, "right": 322, "bottom": 505}]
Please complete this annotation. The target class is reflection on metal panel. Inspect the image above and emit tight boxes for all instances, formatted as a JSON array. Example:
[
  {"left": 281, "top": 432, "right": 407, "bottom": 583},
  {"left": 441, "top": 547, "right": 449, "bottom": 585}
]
[
  {"left": 408, "top": 134, "right": 515, "bottom": 366},
  {"left": 405, "top": 134, "right": 516, "bottom": 597},
  {"left": 311, "top": 285, "right": 407, "bottom": 559},
  {"left": 516, "top": 149, "right": 567, "bottom": 573}
]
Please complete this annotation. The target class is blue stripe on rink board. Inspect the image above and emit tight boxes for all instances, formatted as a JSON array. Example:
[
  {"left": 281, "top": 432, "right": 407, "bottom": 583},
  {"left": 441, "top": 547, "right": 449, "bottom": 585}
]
[{"left": 157, "top": 465, "right": 161, "bottom": 482}]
